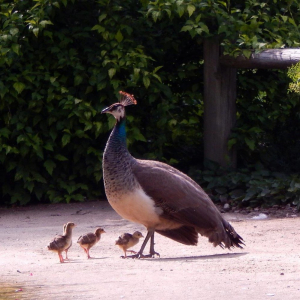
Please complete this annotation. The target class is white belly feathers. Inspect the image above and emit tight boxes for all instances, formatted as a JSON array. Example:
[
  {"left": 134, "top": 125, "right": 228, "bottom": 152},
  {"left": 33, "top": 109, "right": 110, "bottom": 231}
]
[{"left": 107, "top": 188, "right": 181, "bottom": 230}]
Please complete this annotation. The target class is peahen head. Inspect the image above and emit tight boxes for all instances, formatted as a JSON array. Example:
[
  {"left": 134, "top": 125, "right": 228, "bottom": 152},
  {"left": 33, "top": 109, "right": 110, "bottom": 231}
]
[{"left": 101, "top": 91, "right": 137, "bottom": 122}]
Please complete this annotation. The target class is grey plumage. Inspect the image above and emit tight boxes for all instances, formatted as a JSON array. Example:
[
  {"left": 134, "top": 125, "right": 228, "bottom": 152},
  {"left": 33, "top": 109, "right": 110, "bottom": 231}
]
[{"left": 102, "top": 91, "right": 244, "bottom": 258}]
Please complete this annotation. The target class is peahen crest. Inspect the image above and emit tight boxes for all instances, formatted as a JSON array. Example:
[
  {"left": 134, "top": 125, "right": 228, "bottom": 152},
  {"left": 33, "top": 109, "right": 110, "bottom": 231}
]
[{"left": 119, "top": 91, "right": 137, "bottom": 107}]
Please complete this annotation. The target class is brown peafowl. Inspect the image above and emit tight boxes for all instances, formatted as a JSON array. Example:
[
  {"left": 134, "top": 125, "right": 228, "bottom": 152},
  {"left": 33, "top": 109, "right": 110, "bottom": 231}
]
[{"left": 102, "top": 91, "right": 244, "bottom": 258}]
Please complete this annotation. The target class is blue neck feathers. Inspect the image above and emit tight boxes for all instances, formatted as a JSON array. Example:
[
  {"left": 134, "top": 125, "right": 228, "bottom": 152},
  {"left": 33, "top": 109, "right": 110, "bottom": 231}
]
[
  {"left": 106, "top": 117, "right": 128, "bottom": 152},
  {"left": 114, "top": 118, "right": 126, "bottom": 142}
]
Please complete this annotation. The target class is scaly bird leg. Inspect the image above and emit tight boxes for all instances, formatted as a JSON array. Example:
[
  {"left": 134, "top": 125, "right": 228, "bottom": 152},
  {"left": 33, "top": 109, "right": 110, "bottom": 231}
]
[
  {"left": 58, "top": 253, "right": 64, "bottom": 263},
  {"left": 121, "top": 250, "right": 137, "bottom": 259},
  {"left": 149, "top": 233, "right": 160, "bottom": 258},
  {"left": 80, "top": 246, "right": 88, "bottom": 257}
]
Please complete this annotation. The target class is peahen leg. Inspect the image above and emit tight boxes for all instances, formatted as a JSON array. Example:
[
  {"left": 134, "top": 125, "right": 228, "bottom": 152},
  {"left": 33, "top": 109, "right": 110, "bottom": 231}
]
[
  {"left": 123, "top": 230, "right": 158, "bottom": 259},
  {"left": 149, "top": 233, "right": 160, "bottom": 257}
]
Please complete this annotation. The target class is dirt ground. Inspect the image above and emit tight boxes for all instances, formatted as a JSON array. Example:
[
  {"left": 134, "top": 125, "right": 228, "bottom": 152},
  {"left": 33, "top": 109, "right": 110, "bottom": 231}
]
[{"left": 1, "top": 201, "right": 300, "bottom": 300}]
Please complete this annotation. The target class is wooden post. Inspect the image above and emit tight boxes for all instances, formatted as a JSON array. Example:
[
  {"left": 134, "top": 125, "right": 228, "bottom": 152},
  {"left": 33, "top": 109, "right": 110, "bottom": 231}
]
[
  {"left": 203, "top": 46, "right": 300, "bottom": 168},
  {"left": 203, "top": 38, "right": 237, "bottom": 168}
]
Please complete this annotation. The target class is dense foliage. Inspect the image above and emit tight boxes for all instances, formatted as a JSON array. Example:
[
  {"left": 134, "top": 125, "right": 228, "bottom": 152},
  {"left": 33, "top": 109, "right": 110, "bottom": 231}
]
[
  {"left": 191, "top": 161, "right": 300, "bottom": 210},
  {"left": 288, "top": 61, "right": 300, "bottom": 94},
  {"left": 0, "top": 0, "right": 300, "bottom": 206}
]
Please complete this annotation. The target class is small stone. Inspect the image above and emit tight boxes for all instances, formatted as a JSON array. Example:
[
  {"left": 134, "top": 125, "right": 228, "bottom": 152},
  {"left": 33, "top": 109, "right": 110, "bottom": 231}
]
[
  {"left": 223, "top": 203, "right": 231, "bottom": 211},
  {"left": 280, "top": 273, "right": 284, "bottom": 275},
  {"left": 252, "top": 213, "right": 268, "bottom": 220}
]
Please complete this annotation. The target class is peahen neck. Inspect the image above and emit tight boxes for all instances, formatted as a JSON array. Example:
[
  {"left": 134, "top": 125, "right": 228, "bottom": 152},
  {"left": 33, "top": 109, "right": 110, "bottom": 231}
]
[
  {"left": 103, "top": 117, "right": 130, "bottom": 158},
  {"left": 102, "top": 116, "right": 137, "bottom": 194}
]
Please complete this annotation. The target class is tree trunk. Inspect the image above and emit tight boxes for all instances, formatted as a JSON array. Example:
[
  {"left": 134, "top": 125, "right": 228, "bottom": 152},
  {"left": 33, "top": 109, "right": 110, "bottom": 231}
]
[
  {"left": 220, "top": 49, "right": 300, "bottom": 69},
  {"left": 203, "top": 38, "right": 237, "bottom": 168}
]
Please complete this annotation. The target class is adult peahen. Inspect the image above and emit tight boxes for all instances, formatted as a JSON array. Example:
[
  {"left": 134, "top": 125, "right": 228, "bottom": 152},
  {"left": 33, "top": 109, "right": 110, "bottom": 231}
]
[{"left": 102, "top": 91, "right": 244, "bottom": 258}]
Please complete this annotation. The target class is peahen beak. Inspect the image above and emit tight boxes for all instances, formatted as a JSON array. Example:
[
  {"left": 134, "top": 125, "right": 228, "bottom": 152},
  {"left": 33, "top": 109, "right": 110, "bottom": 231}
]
[{"left": 101, "top": 106, "right": 111, "bottom": 114}]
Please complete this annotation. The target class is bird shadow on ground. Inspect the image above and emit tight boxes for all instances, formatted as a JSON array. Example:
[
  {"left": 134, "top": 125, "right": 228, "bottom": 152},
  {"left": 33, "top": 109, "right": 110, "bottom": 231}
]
[
  {"left": 61, "top": 257, "right": 109, "bottom": 263},
  {"left": 143, "top": 252, "right": 248, "bottom": 262}
]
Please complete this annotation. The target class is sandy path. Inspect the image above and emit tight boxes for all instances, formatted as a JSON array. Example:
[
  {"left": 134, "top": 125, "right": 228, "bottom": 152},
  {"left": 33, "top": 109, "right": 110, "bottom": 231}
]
[{"left": 1, "top": 201, "right": 299, "bottom": 300}]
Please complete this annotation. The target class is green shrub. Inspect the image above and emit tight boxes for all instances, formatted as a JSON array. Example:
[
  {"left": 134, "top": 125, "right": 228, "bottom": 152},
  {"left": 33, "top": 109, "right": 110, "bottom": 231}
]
[
  {"left": 230, "top": 69, "right": 300, "bottom": 173},
  {"left": 190, "top": 162, "right": 300, "bottom": 210},
  {"left": 0, "top": 0, "right": 203, "bottom": 205},
  {"left": 288, "top": 62, "right": 300, "bottom": 94},
  {"left": 1, "top": 0, "right": 299, "bottom": 207}
]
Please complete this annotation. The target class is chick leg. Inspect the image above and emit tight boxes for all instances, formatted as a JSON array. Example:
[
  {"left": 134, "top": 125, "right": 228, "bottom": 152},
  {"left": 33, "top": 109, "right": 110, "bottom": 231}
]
[{"left": 58, "top": 252, "right": 64, "bottom": 263}]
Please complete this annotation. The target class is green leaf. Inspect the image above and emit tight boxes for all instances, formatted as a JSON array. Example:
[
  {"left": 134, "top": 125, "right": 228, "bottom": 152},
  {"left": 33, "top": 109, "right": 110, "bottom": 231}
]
[
  {"left": 50, "top": 76, "right": 57, "bottom": 83},
  {"left": 187, "top": 5, "right": 195, "bottom": 17},
  {"left": 108, "top": 68, "right": 116, "bottom": 79},
  {"left": 181, "top": 25, "right": 193, "bottom": 32},
  {"left": 32, "top": 172, "right": 47, "bottom": 183},
  {"left": 10, "top": 28, "right": 19, "bottom": 36},
  {"left": 199, "top": 23, "right": 209, "bottom": 34},
  {"left": 134, "top": 132, "right": 146, "bottom": 142},
  {"left": 288, "top": 17, "right": 296, "bottom": 27},
  {"left": 62, "top": 134, "right": 70, "bottom": 147},
  {"left": 134, "top": 68, "right": 140, "bottom": 77},
  {"left": 0, "top": 128, "right": 11, "bottom": 138},
  {"left": 98, "top": 14, "right": 107, "bottom": 23},
  {"left": 11, "top": 43, "right": 20, "bottom": 55},
  {"left": 39, "top": 20, "right": 53, "bottom": 27},
  {"left": 152, "top": 73, "right": 162, "bottom": 83},
  {"left": 115, "top": 30, "right": 123, "bottom": 43},
  {"left": 13, "top": 82, "right": 26, "bottom": 94},
  {"left": 245, "top": 138, "right": 255, "bottom": 151},
  {"left": 91, "top": 25, "right": 105, "bottom": 32},
  {"left": 218, "top": 25, "right": 227, "bottom": 34},
  {"left": 74, "top": 98, "right": 82, "bottom": 104},
  {"left": 15, "top": 171, "right": 23, "bottom": 181},
  {"left": 97, "top": 81, "right": 106, "bottom": 91},
  {"left": 55, "top": 154, "right": 68, "bottom": 161},
  {"left": 25, "top": 181, "right": 35, "bottom": 193},
  {"left": 151, "top": 11, "right": 160, "bottom": 22},
  {"left": 228, "top": 138, "right": 236, "bottom": 150},
  {"left": 74, "top": 75, "right": 83, "bottom": 86},
  {"left": 33, "top": 28, "right": 39, "bottom": 37},
  {"left": 44, "top": 160, "right": 56, "bottom": 175},
  {"left": 143, "top": 76, "right": 150, "bottom": 89},
  {"left": 177, "top": 5, "right": 185, "bottom": 17},
  {"left": 44, "top": 143, "right": 54, "bottom": 151},
  {"left": 153, "top": 66, "right": 163, "bottom": 73}
]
